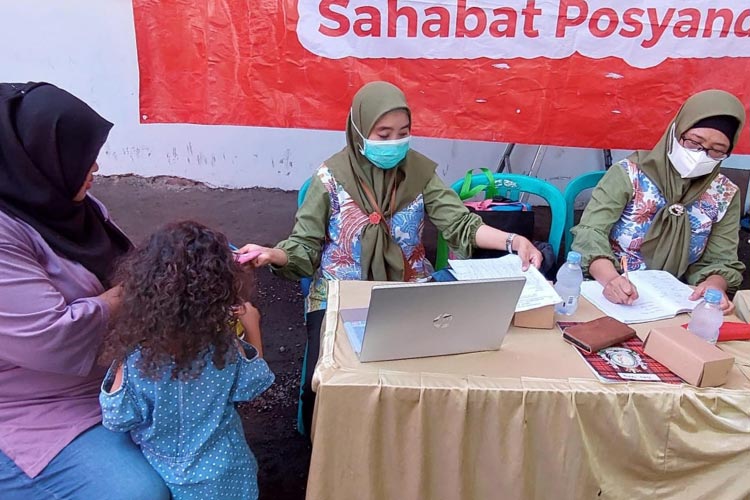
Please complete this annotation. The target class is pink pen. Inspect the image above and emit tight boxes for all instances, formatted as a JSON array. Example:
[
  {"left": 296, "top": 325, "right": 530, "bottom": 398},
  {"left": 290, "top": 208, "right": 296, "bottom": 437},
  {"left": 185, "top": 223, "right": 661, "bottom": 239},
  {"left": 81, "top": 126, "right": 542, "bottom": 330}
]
[{"left": 235, "top": 250, "right": 262, "bottom": 265}]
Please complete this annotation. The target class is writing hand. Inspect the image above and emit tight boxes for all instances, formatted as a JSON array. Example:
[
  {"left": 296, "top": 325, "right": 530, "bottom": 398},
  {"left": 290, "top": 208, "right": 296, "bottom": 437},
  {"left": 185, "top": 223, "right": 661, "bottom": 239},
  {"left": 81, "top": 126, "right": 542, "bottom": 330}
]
[{"left": 603, "top": 275, "right": 639, "bottom": 305}]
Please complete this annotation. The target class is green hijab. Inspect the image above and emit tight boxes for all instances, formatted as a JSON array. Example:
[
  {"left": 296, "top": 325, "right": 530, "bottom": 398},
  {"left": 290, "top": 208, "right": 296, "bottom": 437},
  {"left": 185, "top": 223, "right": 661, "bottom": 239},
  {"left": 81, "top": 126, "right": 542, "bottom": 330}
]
[
  {"left": 326, "top": 81, "right": 436, "bottom": 281},
  {"left": 632, "top": 90, "right": 746, "bottom": 277}
]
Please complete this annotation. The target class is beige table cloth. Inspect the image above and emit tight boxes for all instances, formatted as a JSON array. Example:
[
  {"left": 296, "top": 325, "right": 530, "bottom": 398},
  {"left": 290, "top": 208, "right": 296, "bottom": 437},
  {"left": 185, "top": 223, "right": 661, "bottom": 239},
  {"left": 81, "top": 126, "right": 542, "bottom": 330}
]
[
  {"left": 307, "top": 281, "right": 750, "bottom": 500},
  {"left": 734, "top": 290, "right": 750, "bottom": 323}
]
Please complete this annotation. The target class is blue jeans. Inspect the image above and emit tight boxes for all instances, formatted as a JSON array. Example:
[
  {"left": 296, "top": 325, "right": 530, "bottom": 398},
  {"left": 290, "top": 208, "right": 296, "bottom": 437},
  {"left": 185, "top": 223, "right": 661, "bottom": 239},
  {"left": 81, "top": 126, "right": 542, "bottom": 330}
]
[{"left": 0, "top": 424, "right": 170, "bottom": 500}]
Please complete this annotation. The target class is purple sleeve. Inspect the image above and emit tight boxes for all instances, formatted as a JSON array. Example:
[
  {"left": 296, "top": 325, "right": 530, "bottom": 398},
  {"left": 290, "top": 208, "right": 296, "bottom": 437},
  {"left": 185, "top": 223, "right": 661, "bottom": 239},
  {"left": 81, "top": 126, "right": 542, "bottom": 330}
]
[{"left": 0, "top": 241, "right": 109, "bottom": 376}]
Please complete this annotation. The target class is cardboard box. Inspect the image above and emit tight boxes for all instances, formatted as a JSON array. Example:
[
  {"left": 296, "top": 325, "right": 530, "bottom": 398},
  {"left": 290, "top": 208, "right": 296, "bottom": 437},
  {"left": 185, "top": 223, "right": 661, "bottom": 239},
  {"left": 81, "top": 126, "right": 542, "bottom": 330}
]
[
  {"left": 513, "top": 304, "right": 555, "bottom": 329},
  {"left": 513, "top": 279, "right": 556, "bottom": 329},
  {"left": 643, "top": 326, "right": 735, "bottom": 387}
]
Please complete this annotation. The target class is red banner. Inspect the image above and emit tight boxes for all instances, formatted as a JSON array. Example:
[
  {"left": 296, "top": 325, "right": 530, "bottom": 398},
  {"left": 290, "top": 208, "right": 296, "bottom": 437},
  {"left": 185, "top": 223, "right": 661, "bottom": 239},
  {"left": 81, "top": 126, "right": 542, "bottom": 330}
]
[{"left": 132, "top": 1, "right": 750, "bottom": 152}]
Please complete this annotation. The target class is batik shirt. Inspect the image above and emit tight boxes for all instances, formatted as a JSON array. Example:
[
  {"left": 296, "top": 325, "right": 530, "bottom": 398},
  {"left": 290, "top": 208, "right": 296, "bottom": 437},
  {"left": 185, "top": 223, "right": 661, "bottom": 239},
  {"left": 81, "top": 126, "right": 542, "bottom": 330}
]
[
  {"left": 274, "top": 165, "right": 483, "bottom": 312},
  {"left": 572, "top": 158, "right": 744, "bottom": 288},
  {"left": 612, "top": 158, "right": 737, "bottom": 268}
]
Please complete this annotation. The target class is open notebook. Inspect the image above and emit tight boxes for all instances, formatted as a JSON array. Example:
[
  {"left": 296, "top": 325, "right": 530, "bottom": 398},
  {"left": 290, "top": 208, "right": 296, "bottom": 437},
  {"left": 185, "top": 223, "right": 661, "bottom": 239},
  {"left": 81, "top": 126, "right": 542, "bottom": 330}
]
[{"left": 580, "top": 270, "right": 700, "bottom": 324}]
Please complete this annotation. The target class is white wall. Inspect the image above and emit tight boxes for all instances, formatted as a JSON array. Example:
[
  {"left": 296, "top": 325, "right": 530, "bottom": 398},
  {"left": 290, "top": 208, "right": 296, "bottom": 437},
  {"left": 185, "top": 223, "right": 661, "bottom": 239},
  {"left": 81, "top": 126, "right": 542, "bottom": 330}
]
[{"left": 1, "top": 1, "right": 747, "bottom": 198}]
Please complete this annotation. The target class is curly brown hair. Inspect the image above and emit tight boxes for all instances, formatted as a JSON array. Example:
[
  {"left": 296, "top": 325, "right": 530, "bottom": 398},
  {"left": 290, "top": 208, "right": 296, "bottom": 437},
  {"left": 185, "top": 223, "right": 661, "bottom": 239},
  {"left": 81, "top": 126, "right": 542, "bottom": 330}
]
[{"left": 100, "top": 221, "right": 245, "bottom": 380}]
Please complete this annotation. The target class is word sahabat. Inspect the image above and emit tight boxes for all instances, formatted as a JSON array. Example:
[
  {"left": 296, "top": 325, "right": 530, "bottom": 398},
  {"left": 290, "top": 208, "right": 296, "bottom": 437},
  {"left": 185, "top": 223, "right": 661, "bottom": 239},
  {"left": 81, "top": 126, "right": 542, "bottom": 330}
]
[{"left": 318, "top": 0, "right": 750, "bottom": 48}]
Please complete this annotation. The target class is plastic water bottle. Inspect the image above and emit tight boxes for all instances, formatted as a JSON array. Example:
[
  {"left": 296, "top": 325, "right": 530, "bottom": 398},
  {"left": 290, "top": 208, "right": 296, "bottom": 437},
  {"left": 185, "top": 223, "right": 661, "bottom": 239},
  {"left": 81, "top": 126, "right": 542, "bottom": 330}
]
[
  {"left": 554, "top": 251, "right": 583, "bottom": 316},
  {"left": 687, "top": 288, "right": 724, "bottom": 344}
]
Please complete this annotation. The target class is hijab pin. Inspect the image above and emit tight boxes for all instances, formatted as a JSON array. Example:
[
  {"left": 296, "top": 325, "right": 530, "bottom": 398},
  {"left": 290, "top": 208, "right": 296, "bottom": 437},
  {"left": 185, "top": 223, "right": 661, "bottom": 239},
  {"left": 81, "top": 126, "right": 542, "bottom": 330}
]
[
  {"left": 368, "top": 212, "right": 382, "bottom": 225},
  {"left": 668, "top": 203, "right": 685, "bottom": 217}
]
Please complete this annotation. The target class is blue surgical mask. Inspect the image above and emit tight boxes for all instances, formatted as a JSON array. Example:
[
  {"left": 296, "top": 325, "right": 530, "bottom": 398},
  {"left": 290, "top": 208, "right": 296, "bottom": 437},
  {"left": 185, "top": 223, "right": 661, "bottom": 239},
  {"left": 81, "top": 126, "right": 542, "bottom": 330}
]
[
  {"left": 361, "top": 136, "right": 410, "bottom": 169},
  {"left": 351, "top": 112, "right": 410, "bottom": 169}
]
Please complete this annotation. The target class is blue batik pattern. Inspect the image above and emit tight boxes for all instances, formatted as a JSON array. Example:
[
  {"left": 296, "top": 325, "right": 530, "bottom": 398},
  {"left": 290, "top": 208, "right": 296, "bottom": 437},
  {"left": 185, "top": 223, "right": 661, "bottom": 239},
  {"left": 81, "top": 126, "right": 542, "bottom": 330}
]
[
  {"left": 609, "top": 158, "right": 737, "bottom": 271},
  {"left": 306, "top": 165, "right": 431, "bottom": 312}
]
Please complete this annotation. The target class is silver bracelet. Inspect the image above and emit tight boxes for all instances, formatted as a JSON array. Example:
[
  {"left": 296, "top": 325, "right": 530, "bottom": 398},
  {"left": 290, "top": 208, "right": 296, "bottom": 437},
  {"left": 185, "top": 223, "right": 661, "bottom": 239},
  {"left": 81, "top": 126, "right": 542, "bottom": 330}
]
[{"left": 505, "top": 233, "right": 517, "bottom": 254}]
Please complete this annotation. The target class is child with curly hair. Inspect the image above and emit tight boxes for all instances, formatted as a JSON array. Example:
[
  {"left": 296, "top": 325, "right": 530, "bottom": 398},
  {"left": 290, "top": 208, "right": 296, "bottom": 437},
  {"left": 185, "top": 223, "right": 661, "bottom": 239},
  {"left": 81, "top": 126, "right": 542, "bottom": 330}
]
[{"left": 99, "top": 221, "right": 274, "bottom": 500}]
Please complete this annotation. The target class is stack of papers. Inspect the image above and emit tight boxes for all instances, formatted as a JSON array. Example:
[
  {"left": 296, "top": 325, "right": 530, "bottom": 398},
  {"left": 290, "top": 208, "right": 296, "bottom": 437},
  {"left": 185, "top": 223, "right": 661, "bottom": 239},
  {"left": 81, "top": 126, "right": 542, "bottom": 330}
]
[{"left": 448, "top": 255, "right": 562, "bottom": 312}]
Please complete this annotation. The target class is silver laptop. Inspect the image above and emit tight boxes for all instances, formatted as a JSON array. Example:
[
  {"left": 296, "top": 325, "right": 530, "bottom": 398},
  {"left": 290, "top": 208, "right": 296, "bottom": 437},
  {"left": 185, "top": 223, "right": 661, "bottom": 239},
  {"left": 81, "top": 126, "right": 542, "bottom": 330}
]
[{"left": 339, "top": 277, "right": 526, "bottom": 362}]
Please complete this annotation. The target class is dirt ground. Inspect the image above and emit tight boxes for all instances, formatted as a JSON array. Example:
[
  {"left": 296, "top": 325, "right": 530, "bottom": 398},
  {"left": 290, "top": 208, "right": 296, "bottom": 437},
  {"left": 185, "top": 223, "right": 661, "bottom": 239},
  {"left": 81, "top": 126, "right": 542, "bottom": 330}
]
[{"left": 91, "top": 174, "right": 750, "bottom": 500}]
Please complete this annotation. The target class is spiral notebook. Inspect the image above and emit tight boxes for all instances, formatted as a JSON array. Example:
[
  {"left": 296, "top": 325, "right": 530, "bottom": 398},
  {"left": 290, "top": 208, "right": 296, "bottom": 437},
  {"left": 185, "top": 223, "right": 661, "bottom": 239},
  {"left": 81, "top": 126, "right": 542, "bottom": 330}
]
[{"left": 580, "top": 270, "right": 700, "bottom": 324}]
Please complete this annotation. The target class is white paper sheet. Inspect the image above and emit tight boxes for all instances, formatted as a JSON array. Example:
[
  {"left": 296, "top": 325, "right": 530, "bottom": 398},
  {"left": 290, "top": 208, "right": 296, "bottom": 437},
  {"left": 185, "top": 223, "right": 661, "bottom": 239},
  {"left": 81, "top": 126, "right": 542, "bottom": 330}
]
[{"left": 448, "top": 255, "right": 562, "bottom": 312}]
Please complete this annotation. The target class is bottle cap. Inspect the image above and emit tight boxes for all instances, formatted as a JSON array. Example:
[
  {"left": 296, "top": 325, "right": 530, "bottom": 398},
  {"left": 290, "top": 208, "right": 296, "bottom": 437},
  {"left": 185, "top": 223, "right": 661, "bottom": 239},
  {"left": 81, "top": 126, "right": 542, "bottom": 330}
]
[
  {"left": 703, "top": 288, "right": 722, "bottom": 305},
  {"left": 566, "top": 251, "right": 581, "bottom": 264}
]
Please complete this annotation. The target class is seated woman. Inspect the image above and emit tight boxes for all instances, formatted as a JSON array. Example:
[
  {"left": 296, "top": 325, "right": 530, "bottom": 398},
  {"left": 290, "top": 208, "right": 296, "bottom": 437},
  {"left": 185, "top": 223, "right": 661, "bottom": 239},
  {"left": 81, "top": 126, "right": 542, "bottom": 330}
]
[
  {"left": 0, "top": 83, "right": 169, "bottom": 499},
  {"left": 572, "top": 90, "right": 746, "bottom": 313},
  {"left": 238, "top": 81, "right": 543, "bottom": 434}
]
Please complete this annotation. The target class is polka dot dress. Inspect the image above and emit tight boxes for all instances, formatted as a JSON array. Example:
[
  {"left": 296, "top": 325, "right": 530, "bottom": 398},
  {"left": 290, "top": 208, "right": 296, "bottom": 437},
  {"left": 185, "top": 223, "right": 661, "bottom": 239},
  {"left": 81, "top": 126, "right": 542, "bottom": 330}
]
[{"left": 100, "top": 341, "right": 274, "bottom": 500}]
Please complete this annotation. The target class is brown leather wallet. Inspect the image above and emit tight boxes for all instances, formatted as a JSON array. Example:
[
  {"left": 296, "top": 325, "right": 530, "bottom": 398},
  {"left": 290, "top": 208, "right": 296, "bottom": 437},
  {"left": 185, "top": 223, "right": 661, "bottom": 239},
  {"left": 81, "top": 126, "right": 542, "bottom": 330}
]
[{"left": 562, "top": 316, "right": 636, "bottom": 353}]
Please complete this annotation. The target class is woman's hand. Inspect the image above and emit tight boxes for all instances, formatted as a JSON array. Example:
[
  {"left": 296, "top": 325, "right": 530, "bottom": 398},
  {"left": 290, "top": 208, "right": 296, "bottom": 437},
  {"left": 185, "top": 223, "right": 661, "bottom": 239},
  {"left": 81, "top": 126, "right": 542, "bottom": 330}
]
[
  {"left": 473, "top": 225, "right": 542, "bottom": 271},
  {"left": 602, "top": 275, "right": 639, "bottom": 305},
  {"left": 236, "top": 244, "right": 287, "bottom": 268},
  {"left": 590, "top": 258, "right": 638, "bottom": 305},
  {"left": 512, "top": 235, "right": 542, "bottom": 271},
  {"left": 99, "top": 284, "right": 124, "bottom": 317},
  {"left": 690, "top": 275, "right": 734, "bottom": 315}
]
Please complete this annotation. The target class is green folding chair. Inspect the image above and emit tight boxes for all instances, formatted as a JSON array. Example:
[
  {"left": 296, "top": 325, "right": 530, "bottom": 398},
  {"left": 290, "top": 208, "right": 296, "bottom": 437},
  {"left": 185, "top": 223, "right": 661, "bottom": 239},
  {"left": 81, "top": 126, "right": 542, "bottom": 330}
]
[
  {"left": 296, "top": 176, "right": 312, "bottom": 436},
  {"left": 297, "top": 177, "right": 312, "bottom": 207},
  {"left": 435, "top": 172, "right": 566, "bottom": 270},
  {"left": 562, "top": 171, "right": 605, "bottom": 256}
]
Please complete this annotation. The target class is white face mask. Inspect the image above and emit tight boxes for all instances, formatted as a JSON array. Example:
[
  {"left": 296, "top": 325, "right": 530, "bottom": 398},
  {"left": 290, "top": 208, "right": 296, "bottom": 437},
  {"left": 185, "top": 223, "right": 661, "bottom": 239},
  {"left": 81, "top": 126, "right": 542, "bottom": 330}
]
[{"left": 667, "top": 124, "right": 720, "bottom": 178}]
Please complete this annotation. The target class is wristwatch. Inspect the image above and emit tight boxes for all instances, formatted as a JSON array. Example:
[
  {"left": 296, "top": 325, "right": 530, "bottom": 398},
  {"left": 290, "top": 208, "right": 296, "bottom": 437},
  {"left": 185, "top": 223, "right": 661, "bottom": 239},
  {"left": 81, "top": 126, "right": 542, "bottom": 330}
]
[{"left": 505, "top": 233, "right": 517, "bottom": 254}]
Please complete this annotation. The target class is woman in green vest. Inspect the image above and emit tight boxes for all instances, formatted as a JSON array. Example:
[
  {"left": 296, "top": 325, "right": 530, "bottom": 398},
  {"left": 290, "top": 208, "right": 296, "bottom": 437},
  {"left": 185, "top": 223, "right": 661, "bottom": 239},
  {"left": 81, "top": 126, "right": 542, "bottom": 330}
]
[
  {"left": 572, "top": 90, "right": 745, "bottom": 313},
  {"left": 238, "top": 81, "right": 543, "bottom": 434}
]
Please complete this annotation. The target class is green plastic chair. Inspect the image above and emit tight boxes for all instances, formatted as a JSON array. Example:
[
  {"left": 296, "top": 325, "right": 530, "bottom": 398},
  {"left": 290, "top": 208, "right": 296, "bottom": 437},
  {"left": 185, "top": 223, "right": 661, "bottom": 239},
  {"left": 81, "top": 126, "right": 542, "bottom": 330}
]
[
  {"left": 296, "top": 177, "right": 313, "bottom": 436},
  {"left": 562, "top": 170, "right": 605, "bottom": 256},
  {"left": 297, "top": 177, "right": 312, "bottom": 207},
  {"left": 435, "top": 172, "right": 567, "bottom": 270}
]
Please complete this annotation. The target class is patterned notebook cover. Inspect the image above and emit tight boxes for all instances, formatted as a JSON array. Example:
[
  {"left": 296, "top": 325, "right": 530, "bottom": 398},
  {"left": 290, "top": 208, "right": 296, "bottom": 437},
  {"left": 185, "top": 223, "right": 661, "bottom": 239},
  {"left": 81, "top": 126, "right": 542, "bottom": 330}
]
[{"left": 558, "top": 321, "right": 683, "bottom": 384}]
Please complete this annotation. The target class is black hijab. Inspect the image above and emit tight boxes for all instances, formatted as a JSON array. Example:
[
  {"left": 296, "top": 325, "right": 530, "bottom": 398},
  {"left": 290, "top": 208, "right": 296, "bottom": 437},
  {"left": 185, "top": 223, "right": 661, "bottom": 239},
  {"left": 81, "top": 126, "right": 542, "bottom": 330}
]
[{"left": 0, "top": 82, "right": 131, "bottom": 286}]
